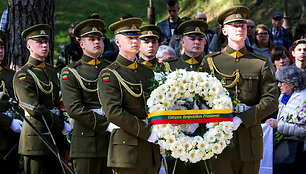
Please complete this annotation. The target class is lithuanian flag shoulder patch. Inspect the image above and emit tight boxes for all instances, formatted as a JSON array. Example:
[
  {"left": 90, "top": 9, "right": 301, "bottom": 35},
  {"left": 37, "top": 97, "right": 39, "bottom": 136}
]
[
  {"left": 19, "top": 76, "right": 27, "bottom": 82},
  {"left": 62, "top": 74, "right": 68, "bottom": 80},
  {"left": 102, "top": 72, "right": 110, "bottom": 82}
]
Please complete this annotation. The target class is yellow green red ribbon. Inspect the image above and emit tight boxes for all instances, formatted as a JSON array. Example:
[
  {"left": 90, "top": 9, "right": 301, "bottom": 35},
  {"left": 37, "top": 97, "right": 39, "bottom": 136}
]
[{"left": 148, "top": 109, "right": 233, "bottom": 125}]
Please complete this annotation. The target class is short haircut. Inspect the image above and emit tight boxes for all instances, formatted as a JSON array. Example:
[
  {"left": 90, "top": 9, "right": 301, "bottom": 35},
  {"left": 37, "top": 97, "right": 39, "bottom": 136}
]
[
  {"left": 271, "top": 46, "right": 291, "bottom": 64},
  {"left": 167, "top": 0, "right": 179, "bottom": 7},
  {"left": 276, "top": 65, "right": 306, "bottom": 91},
  {"left": 292, "top": 39, "right": 306, "bottom": 51},
  {"left": 156, "top": 45, "right": 175, "bottom": 58}
]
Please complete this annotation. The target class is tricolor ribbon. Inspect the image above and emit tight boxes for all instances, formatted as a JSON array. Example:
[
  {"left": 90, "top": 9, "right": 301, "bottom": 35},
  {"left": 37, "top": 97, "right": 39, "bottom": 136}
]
[{"left": 148, "top": 109, "right": 233, "bottom": 125}]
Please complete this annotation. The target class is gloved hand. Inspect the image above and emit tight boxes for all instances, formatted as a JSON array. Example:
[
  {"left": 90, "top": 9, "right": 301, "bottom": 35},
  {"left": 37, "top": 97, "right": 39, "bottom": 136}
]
[
  {"left": 148, "top": 130, "right": 159, "bottom": 143},
  {"left": 188, "top": 123, "right": 199, "bottom": 133},
  {"left": 10, "top": 119, "right": 23, "bottom": 133},
  {"left": 232, "top": 116, "right": 242, "bottom": 131},
  {"left": 106, "top": 123, "right": 120, "bottom": 133},
  {"left": 62, "top": 122, "right": 72, "bottom": 135}
]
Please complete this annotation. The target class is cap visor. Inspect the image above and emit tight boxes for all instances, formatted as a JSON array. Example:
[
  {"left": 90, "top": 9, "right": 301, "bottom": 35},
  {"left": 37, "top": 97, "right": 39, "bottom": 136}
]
[
  {"left": 120, "top": 31, "right": 141, "bottom": 36},
  {"left": 226, "top": 20, "right": 247, "bottom": 25},
  {"left": 30, "top": 37, "right": 49, "bottom": 41}
]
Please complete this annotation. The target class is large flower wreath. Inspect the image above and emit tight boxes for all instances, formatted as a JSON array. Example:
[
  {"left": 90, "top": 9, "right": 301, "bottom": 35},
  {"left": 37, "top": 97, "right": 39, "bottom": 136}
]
[{"left": 147, "top": 69, "right": 234, "bottom": 163}]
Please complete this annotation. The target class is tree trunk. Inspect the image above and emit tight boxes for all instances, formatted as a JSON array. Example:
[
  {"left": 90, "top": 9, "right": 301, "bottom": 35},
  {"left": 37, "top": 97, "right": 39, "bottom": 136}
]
[{"left": 6, "top": 0, "right": 55, "bottom": 70}]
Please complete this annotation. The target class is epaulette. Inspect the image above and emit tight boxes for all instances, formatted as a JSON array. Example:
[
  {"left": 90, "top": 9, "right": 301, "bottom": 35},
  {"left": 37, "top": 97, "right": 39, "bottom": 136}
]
[
  {"left": 250, "top": 53, "right": 267, "bottom": 61},
  {"left": 205, "top": 51, "right": 221, "bottom": 59},
  {"left": 163, "top": 57, "right": 178, "bottom": 62},
  {"left": 107, "top": 62, "right": 119, "bottom": 70},
  {"left": 103, "top": 59, "right": 113, "bottom": 64},
  {"left": 66, "top": 60, "right": 81, "bottom": 68}
]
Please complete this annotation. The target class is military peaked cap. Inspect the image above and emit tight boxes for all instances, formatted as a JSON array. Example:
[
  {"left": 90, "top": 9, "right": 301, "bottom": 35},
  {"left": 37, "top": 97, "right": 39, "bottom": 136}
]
[
  {"left": 217, "top": 6, "right": 249, "bottom": 25},
  {"left": 21, "top": 24, "right": 50, "bottom": 41},
  {"left": 0, "top": 30, "right": 6, "bottom": 44},
  {"left": 140, "top": 25, "right": 161, "bottom": 39},
  {"left": 177, "top": 19, "right": 207, "bottom": 37},
  {"left": 109, "top": 18, "right": 142, "bottom": 35},
  {"left": 74, "top": 19, "right": 106, "bottom": 38}
]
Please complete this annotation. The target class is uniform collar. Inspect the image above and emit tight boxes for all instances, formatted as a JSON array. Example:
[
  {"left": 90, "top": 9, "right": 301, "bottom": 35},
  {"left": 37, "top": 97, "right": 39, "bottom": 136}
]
[
  {"left": 181, "top": 53, "right": 201, "bottom": 65},
  {"left": 117, "top": 54, "right": 138, "bottom": 69},
  {"left": 225, "top": 46, "right": 247, "bottom": 58},
  {"left": 81, "top": 54, "right": 101, "bottom": 65},
  {"left": 139, "top": 57, "right": 158, "bottom": 67},
  {"left": 28, "top": 56, "right": 45, "bottom": 68}
]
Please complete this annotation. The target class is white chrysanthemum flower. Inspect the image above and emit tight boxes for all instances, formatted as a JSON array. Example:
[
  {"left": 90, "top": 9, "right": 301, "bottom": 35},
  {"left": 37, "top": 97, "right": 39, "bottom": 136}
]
[{"left": 211, "top": 143, "right": 222, "bottom": 154}]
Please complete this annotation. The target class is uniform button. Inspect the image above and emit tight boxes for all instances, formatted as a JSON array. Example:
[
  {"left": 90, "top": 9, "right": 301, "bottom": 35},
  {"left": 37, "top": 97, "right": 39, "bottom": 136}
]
[
  {"left": 237, "top": 89, "right": 240, "bottom": 93},
  {"left": 81, "top": 133, "right": 84, "bottom": 135},
  {"left": 122, "top": 141, "right": 126, "bottom": 144},
  {"left": 88, "top": 83, "right": 91, "bottom": 85}
]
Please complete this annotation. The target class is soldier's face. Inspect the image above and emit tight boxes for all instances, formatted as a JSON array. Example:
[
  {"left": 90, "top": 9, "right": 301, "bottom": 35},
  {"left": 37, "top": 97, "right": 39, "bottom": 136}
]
[
  {"left": 115, "top": 34, "right": 140, "bottom": 55},
  {"left": 292, "top": 43, "right": 306, "bottom": 63},
  {"left": 222, "top": 24, "right": 247, "bottom": 43},
  {"left": 27, "top": 39, "right": 49, "bottom": 60},
  {"left": 79, "top": 35, "right": 104, "bottom": 58},
  {"left": 181, "top": 36, "right": 206, "bottom": 57},
  {"left": 0, "top": 44, "right": 4, "bottom": 63},
  {"left": 140, "top": 38, "right": 159, "bottom": 60}
]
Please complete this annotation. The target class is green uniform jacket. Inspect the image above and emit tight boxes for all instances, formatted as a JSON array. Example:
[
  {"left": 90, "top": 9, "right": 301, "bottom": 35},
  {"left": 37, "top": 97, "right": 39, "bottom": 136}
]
[
  {"left": 203, "top": 46, "right": 278, "bottom": 161},
  {"left": 98, "top": 55, "right": 161, "bottom": 168},
  {"left": 0, "top": 66, "right": 17, "bottom": 151},
  {"left": 60, "top": 54, "right": 110, "bottom": 158},
  {"left": 168, "top": 53, "right": 205, "bottom": 72},
  {"left": 13, "top": 56, "right": 65, "bottom": 156}
]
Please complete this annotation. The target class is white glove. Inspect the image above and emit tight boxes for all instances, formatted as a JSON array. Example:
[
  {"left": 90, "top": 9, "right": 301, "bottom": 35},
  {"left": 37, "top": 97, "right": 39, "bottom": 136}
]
[
  {"left": 62, "top": 122, "right": 72, "bottom": 135},
  {"left": 10, "top": 119, "right": 23, "bottom": 133},
  {"left": 148, "top": 130, "right": 159, "bottom": 143},
  {"left": 188, "top": 123, "right": 199, "bottom": 133},
  {"left": 106, "top": 123, "right": 120, "bottom": 132},
  {"left": 232, "top": 116, "right": 242, "bottom": 131}
]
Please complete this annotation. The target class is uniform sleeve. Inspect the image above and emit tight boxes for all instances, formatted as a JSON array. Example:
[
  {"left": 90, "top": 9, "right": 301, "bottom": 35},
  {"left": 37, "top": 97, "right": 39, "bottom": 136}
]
[
  {"left": 98, "top": 69, "right": 151, "bottom": 140},
  {"left": 60, "top": 68, "right": 109, "bottom": 135},
  {"left": 13, "top": 71, "right": 64, "bottom": 131},
  {"left": 240, "top": 60, "right": 279, "bottom": 128}
]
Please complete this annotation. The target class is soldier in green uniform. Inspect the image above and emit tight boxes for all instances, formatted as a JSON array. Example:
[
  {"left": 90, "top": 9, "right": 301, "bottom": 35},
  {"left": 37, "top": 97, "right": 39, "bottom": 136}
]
[
  {"left": 165, "top": 19, "right": 210, "bottom": 174},
  {"left": 60, "top": 19, "right": 112, "bottom": 174},
  {"left": 98, "top": 18, "right": 161, "bottom": 174},
  {"left": 0, "top": 30, "right": 23, "bottom": 174},
  {"left": 138, "top": 25, "right": 161, "bottom": 68},
  {"left": 166, "top": 19, "right": 208, "bottom": 73},
  {"left": 13, "top": 24, "right": 72, "bottom": 174},
  {"left": 202, "top": 6, "right": 278, "bottom": 174}
]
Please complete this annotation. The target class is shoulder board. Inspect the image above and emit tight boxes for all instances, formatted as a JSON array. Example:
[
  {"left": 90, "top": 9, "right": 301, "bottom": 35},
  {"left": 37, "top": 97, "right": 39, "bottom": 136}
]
[
  {"left": 103, "top": 59, "right": 113, "bottom": 64},
  {"left": 250, "top": 53, "right": 267, "bottom": 61},
  {"left": 205, "top": 51, "right": 221, "bottom": 59},
  {"left": 163, "top": 57, "right": 178, "bottom": 62},
  {"left": 107, "top": 62, "right": 119, "bottom": 70},
  {"left": 66, "top": 60, "right": 81, "bottom": 68},
  {"left": 61, "top": 68, "right": 70, "bottom": 75}
]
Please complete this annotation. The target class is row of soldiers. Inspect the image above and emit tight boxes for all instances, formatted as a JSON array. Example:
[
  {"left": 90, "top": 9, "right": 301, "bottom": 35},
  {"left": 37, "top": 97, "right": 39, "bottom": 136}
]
[{"left": 0, "top": 6, "right": 278, "bottom": 174}]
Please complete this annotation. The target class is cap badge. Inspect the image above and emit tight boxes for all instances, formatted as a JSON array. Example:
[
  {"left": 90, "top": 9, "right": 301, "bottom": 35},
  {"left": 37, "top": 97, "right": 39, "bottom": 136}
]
[
  {"left": 40, "top": 30, "right": 46, "bottom": 34},
  {"left": 195, "top": 27, "right": 200, "bottom": 31},
  {"left": 131, "top": 25, "right": 137, "bottom": 30},
  {"left": 92, "top": 27, "right": 98, "bottom": 31},
  {"left": 148, "top": 31, "right": 153, "bottom": 35},
  {"left": 236, "top": 13, "right": 242, "bottom": 19}
]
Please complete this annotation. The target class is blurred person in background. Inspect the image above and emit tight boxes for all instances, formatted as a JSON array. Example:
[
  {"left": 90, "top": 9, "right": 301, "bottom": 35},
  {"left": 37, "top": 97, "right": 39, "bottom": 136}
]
[
  {"left": 291, "top": 39, "right": 306, "bottom": 71},
  {"left": 155, "top": 45, "right": 176, "bottom": 63},
  {"left": 271, "top": 46, "right": 292, "bottom": 75}
]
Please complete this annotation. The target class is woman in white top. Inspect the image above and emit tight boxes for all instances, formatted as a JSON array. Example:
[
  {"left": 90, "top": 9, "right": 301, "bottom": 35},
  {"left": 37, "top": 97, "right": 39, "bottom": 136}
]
[{"left": 266, "top": 65, "right": 306, "bottom": 174}]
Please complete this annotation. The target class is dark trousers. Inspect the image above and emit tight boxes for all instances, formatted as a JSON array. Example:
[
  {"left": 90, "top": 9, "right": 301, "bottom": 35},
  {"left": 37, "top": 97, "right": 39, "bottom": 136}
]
[
  {"left": 166, "top": 157, "right": 210, "bottom": 174},
  {"left": 0, "top": 150, "right": 20, "bottom": 174},
  {"left": 112, "top": 166, "right": 160, "bottom": 174},
  {"left": 73, "top": 157, "right": 112, "bottom": 174},
  {"left": 275, "top": 151, "right": 306, "bottom": 174},
  {"left": 24, "top": 155, "right": 64, "bottom": 174},
  {"left": 210, "top": 158, "right": 260, "bottom": 174}
]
